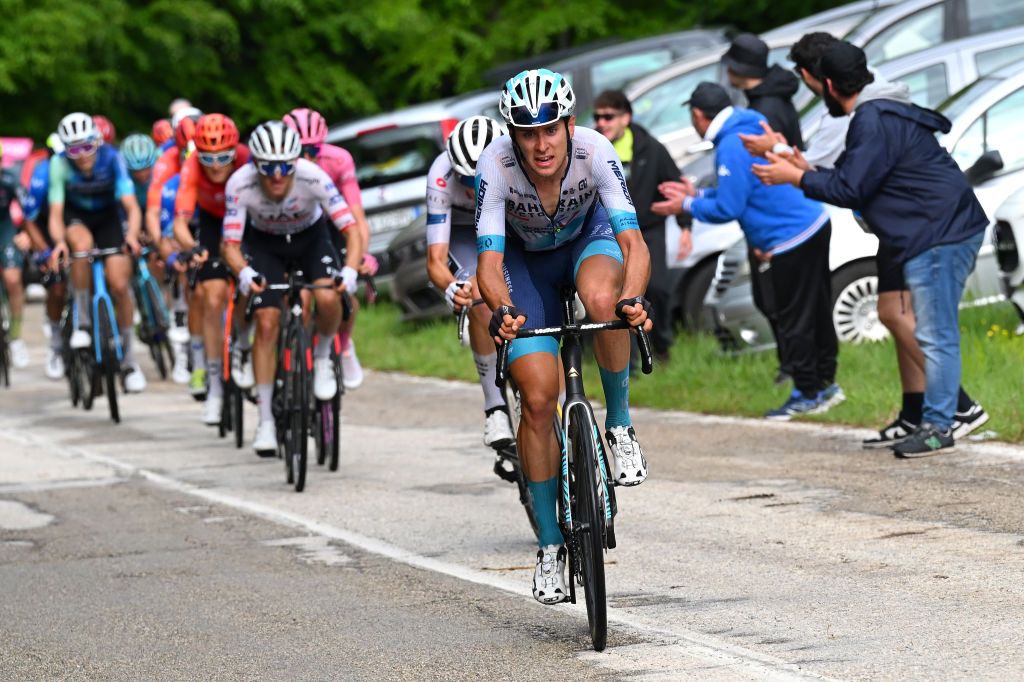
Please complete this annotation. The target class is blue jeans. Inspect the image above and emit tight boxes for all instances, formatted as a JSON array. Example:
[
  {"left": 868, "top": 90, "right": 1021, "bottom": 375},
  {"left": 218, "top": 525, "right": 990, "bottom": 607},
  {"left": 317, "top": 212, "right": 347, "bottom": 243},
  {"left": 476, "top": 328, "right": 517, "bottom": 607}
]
[{"left": 902, "top": 231, "right": 985, "bottom": 431}]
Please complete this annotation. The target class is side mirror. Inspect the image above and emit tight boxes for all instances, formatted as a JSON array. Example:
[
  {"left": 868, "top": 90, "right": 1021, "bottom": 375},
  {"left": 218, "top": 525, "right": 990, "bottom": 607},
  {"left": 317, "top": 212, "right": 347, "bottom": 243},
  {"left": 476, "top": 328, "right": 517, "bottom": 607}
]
[
  {"left": 685, "top": 140, "right": 714, "bottom": 156},
  {"left": 965, "top": 150, "right": 1004, "bottom": 186}
]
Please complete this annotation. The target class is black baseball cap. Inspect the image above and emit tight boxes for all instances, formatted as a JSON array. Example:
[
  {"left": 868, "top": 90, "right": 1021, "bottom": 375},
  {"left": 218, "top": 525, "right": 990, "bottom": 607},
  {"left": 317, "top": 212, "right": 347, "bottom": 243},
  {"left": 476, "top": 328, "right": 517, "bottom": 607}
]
[
  {"left": 686, "top": 82, "right": 732, "bottom": 117},
  {"left": 723, "top": 33, "right": 769, "bottom": 79},
  {"left": 820, "top": 40, "right": 872, "bottom": 86}
]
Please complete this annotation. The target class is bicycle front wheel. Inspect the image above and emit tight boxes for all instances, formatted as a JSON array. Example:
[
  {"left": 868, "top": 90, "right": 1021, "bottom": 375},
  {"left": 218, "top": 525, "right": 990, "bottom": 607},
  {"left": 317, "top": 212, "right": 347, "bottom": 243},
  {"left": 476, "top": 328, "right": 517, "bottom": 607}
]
[
  {"left": 284, "top": 326, "right": 309, "bottom": 492},
  {"left": 97, "top": 304, "right": 120, "bottom": 425},
  {"left": 568, "top": 403, "right": 607, "bottom": 651}
]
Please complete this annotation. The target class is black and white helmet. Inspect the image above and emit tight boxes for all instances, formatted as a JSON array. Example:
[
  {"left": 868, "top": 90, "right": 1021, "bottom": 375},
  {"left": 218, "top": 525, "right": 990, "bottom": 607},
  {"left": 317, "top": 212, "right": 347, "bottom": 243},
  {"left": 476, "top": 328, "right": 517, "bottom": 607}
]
[
  {"left": 248, "top": 120, "right": 301, "bottom": 162},
  {"left": 446, "top": 116, "right": 505, "bottom": 176},
  {"left": 499, "top": 69, "right": 576, "bottom": 128},
  {"left": 57, "top": 112, "right": 98, "bottom": 147}
]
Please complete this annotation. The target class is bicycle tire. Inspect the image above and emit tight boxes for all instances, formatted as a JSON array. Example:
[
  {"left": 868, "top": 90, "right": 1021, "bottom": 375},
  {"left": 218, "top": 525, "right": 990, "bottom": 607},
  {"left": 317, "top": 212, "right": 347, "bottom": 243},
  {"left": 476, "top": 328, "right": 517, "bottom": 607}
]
[
  {"left": 285, "top": 324, "right": 309, "bottom": 492},
  {"left": 232, "top": 381, "right": 244, "bottom": 449},
  {"left": 314, "top": 401, "right": 326, "bottom": 466},
  {"left": 0, "top": 289, "right": 10, "bottom": 388},
  {"left": 328, "top": 392, "right": 340, "bottom": 472},
  {"left": 569, "top": 403, "right": 607, "bottom": 652},
  {"left": 97, "top": 304, "right": 120, "bottom": 425},
  {"left": 80, "top": 351, "right": 96, "bottom": 411}
]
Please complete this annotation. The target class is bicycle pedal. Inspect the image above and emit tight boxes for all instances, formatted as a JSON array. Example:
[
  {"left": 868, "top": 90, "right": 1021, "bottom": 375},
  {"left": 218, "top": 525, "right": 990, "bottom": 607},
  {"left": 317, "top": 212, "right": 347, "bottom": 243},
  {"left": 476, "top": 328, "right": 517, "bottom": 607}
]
[{"left": 492, "top": 460, "right": 518, "bottom": 484}]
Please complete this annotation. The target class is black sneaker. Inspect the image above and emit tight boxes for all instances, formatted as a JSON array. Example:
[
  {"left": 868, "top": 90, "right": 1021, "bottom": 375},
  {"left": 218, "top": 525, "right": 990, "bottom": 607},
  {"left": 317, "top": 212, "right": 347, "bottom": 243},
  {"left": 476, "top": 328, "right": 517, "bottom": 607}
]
[
  {"left": 862, "top": 417, "right": 917, "bottom": 449},
  {"left": 893, "top": 423, "right": 955, "bottom": 458},
  {"left": 952, "top": 402, "right": 989, "bottom": 440}
]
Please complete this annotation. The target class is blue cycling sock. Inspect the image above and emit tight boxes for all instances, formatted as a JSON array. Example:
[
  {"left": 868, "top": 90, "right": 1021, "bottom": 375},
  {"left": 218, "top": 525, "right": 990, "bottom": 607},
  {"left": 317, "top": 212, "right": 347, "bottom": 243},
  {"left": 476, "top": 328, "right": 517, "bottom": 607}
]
[
  {"left": 599, "top": 365, "right": 631, "bottom": 430},
  {"left": 527, "top": 477, "right": 563, "bottom": 548}
]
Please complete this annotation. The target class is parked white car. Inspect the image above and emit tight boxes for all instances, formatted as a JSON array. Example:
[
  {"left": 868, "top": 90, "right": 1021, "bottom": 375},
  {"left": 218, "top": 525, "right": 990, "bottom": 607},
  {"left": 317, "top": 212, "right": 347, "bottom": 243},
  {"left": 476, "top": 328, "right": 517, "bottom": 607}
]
[{"left": 992, "top": 187, "right": 1024, "bottom": 333}]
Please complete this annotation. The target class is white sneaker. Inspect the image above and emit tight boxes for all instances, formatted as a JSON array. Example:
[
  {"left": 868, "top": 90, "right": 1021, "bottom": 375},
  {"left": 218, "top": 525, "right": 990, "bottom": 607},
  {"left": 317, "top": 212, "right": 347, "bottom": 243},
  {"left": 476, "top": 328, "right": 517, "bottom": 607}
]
[
  {"left": 123, "top": 363, "right": 147, "bottom": 393},
  {"left": 313, "top": 357, "right": 337, "bottom": 401},
  {"left": 253, "top": 420, "right": 277, "bottom": 456},
  {"left": 70, "top": 329, "right": 91, "bottom": 350},
  {"left": 341, "top": 341, "right": 364, "bottom": 390},
  {"left": 45, "top": 349, "right": 64, "bottom": 380},
  {"left": 533, "top": 545, "right": 568, "bottom": 605},
  {"left": 605, "top": 425, "right": 648, "bottom": 487},
  {"left": 171, "top": 345, "right": 190, "bottom": 384},
  {"left": 483, "top": 409, "right": 514, "bottom": 449},
  {"left": 168, "top": 325, "right": 190, "bottom": 345},
  {"left": 231, "top": 346, "right": 254, "bottom": 389},
  {"left": 202, "top": 396, "right": 222, "bottom": 426},
  {"left": 10, "top": 339, "right": 29, "bottom": 368}
]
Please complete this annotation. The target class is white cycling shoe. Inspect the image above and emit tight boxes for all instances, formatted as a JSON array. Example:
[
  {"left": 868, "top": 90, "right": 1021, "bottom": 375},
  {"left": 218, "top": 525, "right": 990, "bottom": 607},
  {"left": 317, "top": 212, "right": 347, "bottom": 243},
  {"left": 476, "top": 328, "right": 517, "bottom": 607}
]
[
  {"left": 231, "top": 346, "right": 255, "bottom": 390},
  {"left": 123, "top": 363, "right": 147, "bottom": 393},
  {"left": 10, "top": 339, "right": 30, "bottom": 369},
  {"left": 253, "top": 420, "right": 278, "bottom": 457},
  {"left": 202, "top": 396, "right": 222, "bottom": 426},
  {"left": 45, "top": 349, "right": 65, "bottom": 380},
  {"left": 313, "top": 357, "right": 337, "bottom": 401},
  {"left": 533, "top": 544, "right": 568, "bottom": 605},
  {"left": 70, "top": 329, "right": 91, "bottom": 350},
  {"left": 483, "top": 409, "right": 514, "bottom": 449},
  {"left": 606, "top": 425, "right": 648, "bottom": 487},
  {"left": 171, "top": 346, "right": 190, "bottom": 385},
  {"left": 341, "top": 341, "right": 364, "bottom": 390}
]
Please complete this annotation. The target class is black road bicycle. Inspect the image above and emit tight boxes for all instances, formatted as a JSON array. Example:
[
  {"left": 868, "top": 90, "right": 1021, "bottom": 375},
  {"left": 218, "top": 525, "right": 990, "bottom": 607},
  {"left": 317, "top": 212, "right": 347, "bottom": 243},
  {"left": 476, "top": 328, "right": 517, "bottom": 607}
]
[{"left": 496, "top": 285, "right": 653, "bottom": 652}]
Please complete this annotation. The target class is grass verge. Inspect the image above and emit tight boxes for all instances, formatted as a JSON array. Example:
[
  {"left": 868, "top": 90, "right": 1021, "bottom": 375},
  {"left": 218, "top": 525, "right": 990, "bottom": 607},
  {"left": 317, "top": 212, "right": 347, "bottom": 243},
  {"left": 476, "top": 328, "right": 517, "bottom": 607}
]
[{"left": 354, "top": 300, "right": 1024, "bottom": 442}]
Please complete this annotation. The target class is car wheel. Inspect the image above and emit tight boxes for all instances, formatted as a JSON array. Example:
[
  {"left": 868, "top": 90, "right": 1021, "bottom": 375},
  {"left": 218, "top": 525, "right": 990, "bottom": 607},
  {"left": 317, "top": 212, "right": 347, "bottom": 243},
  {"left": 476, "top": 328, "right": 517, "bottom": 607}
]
[
  {"left": 831, "top": 261, "right": 889, "bottom": 343},
  {"left": 678, "top": 259, "right": 718, "bottom": 332}
]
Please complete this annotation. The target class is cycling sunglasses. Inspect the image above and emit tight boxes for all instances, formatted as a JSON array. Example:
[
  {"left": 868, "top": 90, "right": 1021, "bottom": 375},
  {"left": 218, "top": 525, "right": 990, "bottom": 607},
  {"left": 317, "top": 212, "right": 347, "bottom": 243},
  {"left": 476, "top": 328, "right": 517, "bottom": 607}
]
[
  {"left": 66, "top": 141, "right": 99, "bottom": 158},
  {"left": 256, "top": 160, "right": 296, "bottom": 177},
  {"left": 508, "top": 102, "right": 560, "bottom": 127},
  {"left": 301, "top": 144, "right": 321, "bottom": 158},
  {"left": 198, "top": 149, "right": 236, "bottom": 167}
]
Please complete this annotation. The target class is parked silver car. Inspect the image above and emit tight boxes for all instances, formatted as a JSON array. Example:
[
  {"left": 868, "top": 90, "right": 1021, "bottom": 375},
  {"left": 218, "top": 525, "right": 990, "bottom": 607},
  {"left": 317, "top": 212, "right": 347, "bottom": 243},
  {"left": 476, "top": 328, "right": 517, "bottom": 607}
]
[
  {"left": 707, "top": 61, "right": 1024, "bottom": 352},
  {"left": 992, "top": 186, "right": 1024, "bottom": 331}
]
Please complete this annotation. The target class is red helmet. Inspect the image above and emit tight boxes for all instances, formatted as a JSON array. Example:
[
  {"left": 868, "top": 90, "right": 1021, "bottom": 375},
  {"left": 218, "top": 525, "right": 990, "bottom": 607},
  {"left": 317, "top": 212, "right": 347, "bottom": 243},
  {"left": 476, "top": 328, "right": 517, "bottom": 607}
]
[
  {"left": 152, "top": 119, "right": 173, "bottom": 146},
  {"left": 283, "top": 107, "right": 328, "bottom": 146},
  {"left": 195, "top": 114, "right": 239, "bottom": 152},
  {"left": 175, "top": 116, "right": 199, "bottom": 150},
  {"left": 93, "top": 115, "right": 116, "bottom": 144}
]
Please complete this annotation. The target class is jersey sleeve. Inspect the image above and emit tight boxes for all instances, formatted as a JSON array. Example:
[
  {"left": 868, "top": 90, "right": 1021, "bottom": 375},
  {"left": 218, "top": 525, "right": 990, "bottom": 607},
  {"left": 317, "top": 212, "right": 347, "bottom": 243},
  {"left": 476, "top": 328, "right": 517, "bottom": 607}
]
[
  {"left": 23, "top": 163, "right": 48, "bottom": 222},
  {"left": 592, "top": 136, "right": 639, "bottom": 235},
  {"left": 473, "top": 149, "right": 507, "bottom": 254},
  {"left": 148, "top": 148, "right": 178, "bottom": 211},
  {"left": 426, "top": 154, "right": 454, "bottom": 246},
  {"left": 113, "top": 151, "right": 135, "bottom": 201},
  {"left": 159, "top": 175, "right": 180, "bottom": 238},
  {"left": 174, "top": 156, "right": 200, "bottom": 218},
  {"left": 47, "top": 156, "right": 68, "bottom": 206},
  {"left": 313, "top": 165, "right": 354, "bottom": 232},
  {"left": 335, "top": 147, "right": 362, "bottom": 209},
  {"left": 222, "top": 170, "right": 247, "bottom": 244}
]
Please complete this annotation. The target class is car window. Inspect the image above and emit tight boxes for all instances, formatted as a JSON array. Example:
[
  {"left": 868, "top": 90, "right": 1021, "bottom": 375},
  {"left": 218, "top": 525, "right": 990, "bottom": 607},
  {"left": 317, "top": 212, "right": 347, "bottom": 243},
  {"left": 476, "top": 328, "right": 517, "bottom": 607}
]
[
  {"left": 900, "top": 63, "right": 949, "bottom": 109},
  {"left": 591, "top": 50, "right": 675, "bottom": 95},
  {"left": 338, "top": 122, "right": 442, "bottom": 189},
  {"left": 966, "top": 0, "right": 1024, "bottom": 34},
  {"left": 767, "top": 45, "right": 813, "bottom": 102},
  {"left": 863, "top": 4, "right": 945, "bottom": 64},
  {"left": 974, "top": 42, "right": 1024, "bottom": 76},
  {"left": 630, "top": 63, "right": 718, "bottom": 138},
  {"left": 952, "top": 86, "right": 1024, "bottom": 173},
  {"left": 939, "top": 76, "right": 1002, "bottom": 121}
]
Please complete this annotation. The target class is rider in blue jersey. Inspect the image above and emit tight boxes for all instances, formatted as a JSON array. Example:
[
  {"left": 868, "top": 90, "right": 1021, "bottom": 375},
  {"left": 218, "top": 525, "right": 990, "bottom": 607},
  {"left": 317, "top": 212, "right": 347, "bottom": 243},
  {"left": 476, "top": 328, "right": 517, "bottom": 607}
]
[
  {"left": 48, "top": 112, "right": 147, "bottom": 393},
  {"left": 476, "top": 70, "right": 653, "bottom": 604}
]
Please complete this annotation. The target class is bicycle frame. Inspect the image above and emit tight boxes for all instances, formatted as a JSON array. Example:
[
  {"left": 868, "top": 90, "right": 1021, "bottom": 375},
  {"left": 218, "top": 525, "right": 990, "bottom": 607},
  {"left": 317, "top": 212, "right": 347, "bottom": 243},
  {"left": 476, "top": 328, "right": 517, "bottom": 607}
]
[
  {"left": 134, "top": 246, "right": 171, "bottom": 336},
  {"left": 73, "top": 248, "right": 124, "bottom": 366}
]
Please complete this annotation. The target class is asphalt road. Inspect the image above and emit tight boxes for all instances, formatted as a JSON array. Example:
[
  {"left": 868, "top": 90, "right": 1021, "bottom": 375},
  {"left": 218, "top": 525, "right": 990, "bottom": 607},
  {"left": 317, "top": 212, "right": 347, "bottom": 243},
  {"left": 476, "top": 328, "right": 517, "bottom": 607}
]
[{"left": 2, "top": 306, "right": 1024, "bottom": 680}]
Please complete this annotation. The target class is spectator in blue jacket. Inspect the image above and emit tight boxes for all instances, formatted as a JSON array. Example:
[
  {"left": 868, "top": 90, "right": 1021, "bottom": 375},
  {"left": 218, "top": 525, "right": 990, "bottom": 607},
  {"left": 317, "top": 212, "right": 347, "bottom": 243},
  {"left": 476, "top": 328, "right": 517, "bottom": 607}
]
[
  {"left": 755, "top": 41, "right": 989, "bottom": 457},
  {"left": 655, "top": 82, "right": 841, "bottom": 420}
]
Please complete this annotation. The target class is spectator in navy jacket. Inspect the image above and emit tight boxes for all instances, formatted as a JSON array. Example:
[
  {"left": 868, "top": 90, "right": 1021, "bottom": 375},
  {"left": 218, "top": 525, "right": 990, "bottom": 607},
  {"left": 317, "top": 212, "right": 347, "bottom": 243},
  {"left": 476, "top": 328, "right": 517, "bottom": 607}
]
[
  {"left": 755, "top": 41, "right": 989, "bottom": 457},
  {"left": 655, "top": 82, "right": 841, "bottom": 420}
]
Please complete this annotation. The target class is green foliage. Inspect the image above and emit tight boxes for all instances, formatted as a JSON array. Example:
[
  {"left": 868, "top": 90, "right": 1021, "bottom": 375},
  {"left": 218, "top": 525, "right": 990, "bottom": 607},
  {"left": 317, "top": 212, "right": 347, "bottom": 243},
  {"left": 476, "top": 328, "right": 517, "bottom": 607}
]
[{"left": 0, "top": 0, "right": 850, "bottom": 140}]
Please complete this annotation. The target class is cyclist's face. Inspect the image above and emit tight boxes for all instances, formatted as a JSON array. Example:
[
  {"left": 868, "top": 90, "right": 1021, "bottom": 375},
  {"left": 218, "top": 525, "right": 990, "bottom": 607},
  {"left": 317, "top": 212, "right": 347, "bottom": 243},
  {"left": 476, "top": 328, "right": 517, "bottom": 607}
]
[
  {"left": 514, "top": 117, "right": 574, "bottom": 179},
  {"left": 72, "top": 151, "right": 97, "bottom": 174},
  {"left": 201, "top": 162, "right": 233, "bottom": 184},
  {"left": 258, "top": 172, "right": 295, "bottom": 201},
  {"left": 130, "top": 168, "right": 152, "bottom": 185}
]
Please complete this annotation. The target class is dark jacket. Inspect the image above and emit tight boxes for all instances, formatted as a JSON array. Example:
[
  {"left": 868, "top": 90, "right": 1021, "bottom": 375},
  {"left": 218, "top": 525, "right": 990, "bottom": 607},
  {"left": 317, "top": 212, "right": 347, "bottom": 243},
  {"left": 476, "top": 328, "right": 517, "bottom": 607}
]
[
  {"left": 801, "top": 100, "right": 988, "bottom": 265},
  {"left": 745, "top": 65, "right": 804, "bottom": 150},
  {"left": 624, "top": 123, "right": 684, "bottom": 232}
]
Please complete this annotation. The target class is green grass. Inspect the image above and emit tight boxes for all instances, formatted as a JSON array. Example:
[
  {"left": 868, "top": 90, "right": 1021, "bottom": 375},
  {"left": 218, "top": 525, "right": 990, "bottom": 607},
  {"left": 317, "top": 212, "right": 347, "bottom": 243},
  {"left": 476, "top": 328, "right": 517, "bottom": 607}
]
[{"left": 354, "top": 300, "right": 1024, "bottom": 442}]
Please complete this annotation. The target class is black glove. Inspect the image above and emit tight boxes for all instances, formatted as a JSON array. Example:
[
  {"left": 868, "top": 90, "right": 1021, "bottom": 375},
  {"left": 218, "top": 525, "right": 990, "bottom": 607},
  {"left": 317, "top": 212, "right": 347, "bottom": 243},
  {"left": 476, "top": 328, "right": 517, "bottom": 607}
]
[
  {"left": 615, "top": 296, "right": 652, "bottom": 325},
  {"left": 489, "top": 304, "right": 525, "bottom": 339}
]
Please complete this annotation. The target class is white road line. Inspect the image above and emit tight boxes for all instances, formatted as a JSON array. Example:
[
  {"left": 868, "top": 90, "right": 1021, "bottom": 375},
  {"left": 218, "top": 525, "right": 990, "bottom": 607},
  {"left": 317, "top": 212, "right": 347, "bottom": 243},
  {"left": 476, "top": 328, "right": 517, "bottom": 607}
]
[
  {"left": 0, "top": 476, "right": 125, "bottom": 494},
  {"left": 4, "top": 426, "right": 836, "bottom": 681}
]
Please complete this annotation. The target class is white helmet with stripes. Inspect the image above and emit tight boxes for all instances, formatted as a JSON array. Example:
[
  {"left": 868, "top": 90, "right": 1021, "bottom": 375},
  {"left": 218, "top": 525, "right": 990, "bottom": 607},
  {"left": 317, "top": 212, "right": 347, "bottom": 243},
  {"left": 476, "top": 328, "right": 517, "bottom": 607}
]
[
  {"left": 446, "top": 116, "right": 505, "bottom": 176},
  {"left": 248, "top": 120, "right": 301, "bottom": 162},
  {"left": 499, "top": 69, "right": 576, "bottom": 128},
  {"left": 57, "top": 112, "right": 98, "bottom": 147}
]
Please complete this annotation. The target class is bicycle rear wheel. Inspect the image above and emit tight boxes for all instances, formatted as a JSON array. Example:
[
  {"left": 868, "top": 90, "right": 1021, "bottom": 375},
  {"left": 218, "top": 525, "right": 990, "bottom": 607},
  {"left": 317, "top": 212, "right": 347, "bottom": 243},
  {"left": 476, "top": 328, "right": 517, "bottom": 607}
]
[
  {"left": 232, "top": 381, "right": 244, "bottom": 449},
  {"left": 97, "top": 304, "right": 120, "bottom": 424},
  {"left": 568, "top": 403, "right": 607, "bottom": 652}
]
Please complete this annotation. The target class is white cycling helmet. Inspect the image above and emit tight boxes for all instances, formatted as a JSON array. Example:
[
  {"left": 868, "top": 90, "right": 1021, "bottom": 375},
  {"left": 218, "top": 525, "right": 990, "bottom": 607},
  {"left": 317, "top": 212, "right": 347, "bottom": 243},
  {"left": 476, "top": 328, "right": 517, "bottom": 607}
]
[
  {"left": 57, "top": 112, "right": 98, "bottom": 147},
  {"left": 171, "top": 106, "right": 203, "bottom": 130},
  {"left": 446, "top": 116, "right": 505, "bottom": 176},
  {"left": 248, "top": 120, "right": 301, "bottom": 161},
  {"left": 499, "top": 69, "right": 576, "bottom": 128}
]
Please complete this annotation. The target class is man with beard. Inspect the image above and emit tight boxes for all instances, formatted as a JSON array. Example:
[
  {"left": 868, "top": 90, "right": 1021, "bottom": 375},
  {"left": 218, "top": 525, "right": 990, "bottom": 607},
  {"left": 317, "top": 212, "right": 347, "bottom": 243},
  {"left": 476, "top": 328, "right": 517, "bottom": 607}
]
[{"left": 755, "top": 41, "right": 989, "bottom": 457}]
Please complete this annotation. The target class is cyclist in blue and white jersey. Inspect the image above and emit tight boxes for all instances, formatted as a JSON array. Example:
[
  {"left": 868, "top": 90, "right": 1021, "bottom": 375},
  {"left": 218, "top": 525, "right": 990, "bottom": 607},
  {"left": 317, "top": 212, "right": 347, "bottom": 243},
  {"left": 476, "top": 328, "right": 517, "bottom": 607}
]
[
  {"left": 425, "top": 116, "right": 513, "bottom": 449},
  {"left": 48, "top": 112, "right": 147, "bottom": 392},
  {"left": 475, "top": 69, "right": 652, "bottom": 604}
]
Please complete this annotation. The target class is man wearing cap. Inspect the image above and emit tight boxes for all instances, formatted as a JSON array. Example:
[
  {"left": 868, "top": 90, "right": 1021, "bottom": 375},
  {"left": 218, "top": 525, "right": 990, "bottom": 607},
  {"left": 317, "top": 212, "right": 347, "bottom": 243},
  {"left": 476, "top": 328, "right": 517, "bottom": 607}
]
[
  {"left": 655, "top": 82, "right": 840, "bottom": 420},
  {"left": 724, "top": 33, "right": 804, "bottom": 150},
  {"left": 754, "top": 41, "right": 989, "bottom": 456}
]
